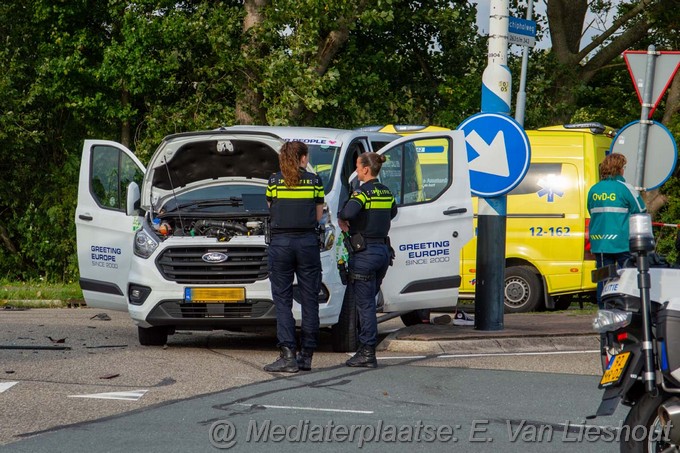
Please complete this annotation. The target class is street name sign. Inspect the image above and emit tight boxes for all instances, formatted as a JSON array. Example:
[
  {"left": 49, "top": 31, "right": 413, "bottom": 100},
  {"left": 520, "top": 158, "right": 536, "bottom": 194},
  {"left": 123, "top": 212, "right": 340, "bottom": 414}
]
[{"left": 508, "top": 16, "right": 536, "bottom": 48}]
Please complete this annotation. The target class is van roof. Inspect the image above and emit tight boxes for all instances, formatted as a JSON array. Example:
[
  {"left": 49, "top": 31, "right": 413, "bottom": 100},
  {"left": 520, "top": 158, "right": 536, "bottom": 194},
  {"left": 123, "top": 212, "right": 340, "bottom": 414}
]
[
  {"left": 222, "top": 125, "right": 398, "bottom": 143},
  {"left": 536, "top": 123, "right": 617, "bottom": 137},
  {"left": 356, "top": 124, "right": 450, "bottom": 134}
]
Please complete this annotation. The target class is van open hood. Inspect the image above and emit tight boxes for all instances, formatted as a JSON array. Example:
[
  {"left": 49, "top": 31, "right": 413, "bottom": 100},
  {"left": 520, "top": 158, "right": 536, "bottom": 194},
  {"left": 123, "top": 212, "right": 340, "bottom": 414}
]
[{"left": 140, "top": 131, "right": 285, "bottom": 210}]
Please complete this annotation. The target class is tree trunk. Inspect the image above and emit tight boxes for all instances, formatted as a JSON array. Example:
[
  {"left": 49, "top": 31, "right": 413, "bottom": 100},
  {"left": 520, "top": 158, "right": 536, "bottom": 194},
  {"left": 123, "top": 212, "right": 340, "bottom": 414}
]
[
  {"left": 643, "top": 189, "right": 667, "bottom": 219},
  {"left": 663, "top": 72, "right": 680, "bottom": 126},
  {"left": 546, "top": 0, "right": 588, "bottom": 62},
  {"left": 0, "top": 222, "right": 18, "bottom": 254},
  {"left": 288, "top": 1, "right": 368, "bottom": 122},
  {"left": 235, "top": 0, "right": 269, "bottom": 125},
  {"left": 545, "top": 0, "right": 660, "bottom": 123}
]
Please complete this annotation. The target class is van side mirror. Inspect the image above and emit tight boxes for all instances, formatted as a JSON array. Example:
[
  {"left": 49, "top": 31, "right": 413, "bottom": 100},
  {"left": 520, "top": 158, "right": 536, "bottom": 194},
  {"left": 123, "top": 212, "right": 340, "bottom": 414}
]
[{"left": 126, "top": 182, "right": 141, "bottom": 216}]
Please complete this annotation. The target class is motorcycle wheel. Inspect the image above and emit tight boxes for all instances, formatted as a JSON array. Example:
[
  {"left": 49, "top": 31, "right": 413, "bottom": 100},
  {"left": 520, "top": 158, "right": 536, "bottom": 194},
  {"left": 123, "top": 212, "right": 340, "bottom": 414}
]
[{"left": 620, "top": 391, "right": 675, "bottom": 453}]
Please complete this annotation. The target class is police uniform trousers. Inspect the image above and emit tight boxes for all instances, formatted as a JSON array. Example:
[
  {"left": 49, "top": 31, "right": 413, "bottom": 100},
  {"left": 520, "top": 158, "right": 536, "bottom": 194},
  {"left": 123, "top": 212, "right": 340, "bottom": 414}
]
[
  {"left": 268, "top": 232, "right": 321, "bottom": 350},
  {"left": 348, "top": 242, "right": 391, "bottom": 347}
]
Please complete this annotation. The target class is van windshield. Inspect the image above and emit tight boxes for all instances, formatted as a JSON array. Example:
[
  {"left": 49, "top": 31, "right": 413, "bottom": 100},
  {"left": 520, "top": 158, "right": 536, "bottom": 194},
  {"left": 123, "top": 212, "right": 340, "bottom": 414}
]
[{"left": 307, "top": 145, "right": 341, "bottom": 193}]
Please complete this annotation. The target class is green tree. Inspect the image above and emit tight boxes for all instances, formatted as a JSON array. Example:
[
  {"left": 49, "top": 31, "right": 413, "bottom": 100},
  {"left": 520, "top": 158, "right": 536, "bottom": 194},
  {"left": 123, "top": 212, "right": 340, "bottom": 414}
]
[
  {"left": 0, "top": 1, "right": 485, "bottom": 281},
  {"left": 540, "top": 0, "right": 680, "bottom": 125}
]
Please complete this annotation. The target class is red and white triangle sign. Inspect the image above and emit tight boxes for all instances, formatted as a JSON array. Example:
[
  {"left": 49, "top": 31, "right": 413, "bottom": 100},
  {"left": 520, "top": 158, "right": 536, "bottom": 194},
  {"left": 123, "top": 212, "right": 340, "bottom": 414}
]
[{"left": 624, "top": 50, "right": 680, "bottom": 118}]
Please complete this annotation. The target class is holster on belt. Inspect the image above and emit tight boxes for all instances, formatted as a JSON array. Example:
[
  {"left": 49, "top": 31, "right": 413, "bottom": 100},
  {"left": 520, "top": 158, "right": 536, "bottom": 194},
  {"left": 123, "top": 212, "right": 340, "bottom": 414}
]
[{"left": 343, "top": 232, "right": 366, "bottom": 253}]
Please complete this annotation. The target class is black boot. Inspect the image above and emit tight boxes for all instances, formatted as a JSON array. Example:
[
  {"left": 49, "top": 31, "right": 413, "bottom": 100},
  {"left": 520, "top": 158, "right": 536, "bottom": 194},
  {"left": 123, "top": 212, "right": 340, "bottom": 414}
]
[
  {"left": 264, "top": 346, "right": 299, "bottom": 373},
  {"left": 296, "top": 349, "right": 314, "bottom": 371},
  {"left": 346, "top": 344, "right": 377, "bottom": 368}
]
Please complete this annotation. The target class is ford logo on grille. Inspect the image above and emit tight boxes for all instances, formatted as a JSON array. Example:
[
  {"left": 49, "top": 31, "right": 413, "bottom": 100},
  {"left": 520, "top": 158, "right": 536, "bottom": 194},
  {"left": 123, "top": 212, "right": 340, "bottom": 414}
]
[{"left": 202, "top": 252, "right": 229, "bottom": 263}]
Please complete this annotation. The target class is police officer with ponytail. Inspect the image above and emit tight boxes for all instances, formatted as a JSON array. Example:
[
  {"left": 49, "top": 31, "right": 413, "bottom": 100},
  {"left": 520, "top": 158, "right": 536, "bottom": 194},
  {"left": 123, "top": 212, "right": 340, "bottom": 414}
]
[
  {"left": 264, "top": 141, "right": 324, "bottom": 373},
  {"left": 338, "top": 152, "right": 397, "bottom": 368}
]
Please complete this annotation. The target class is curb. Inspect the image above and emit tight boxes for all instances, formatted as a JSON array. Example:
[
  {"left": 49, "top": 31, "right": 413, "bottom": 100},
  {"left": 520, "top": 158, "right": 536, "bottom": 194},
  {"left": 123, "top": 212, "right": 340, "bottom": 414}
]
[
  {"left": 1, "top": 299, "right": 70, "bottom": 309},
  {"left": 378, "top": 332, "right": 600, "bottom": 355}
]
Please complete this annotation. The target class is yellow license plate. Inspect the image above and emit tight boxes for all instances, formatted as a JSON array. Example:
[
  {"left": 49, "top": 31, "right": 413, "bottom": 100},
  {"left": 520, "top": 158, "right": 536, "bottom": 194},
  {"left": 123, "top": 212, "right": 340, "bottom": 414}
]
[
  {"left": 599, "top": 351, "right": 631, "bottom": 387},
  {"left": 185, "top": 287, "right": 245, "bottom": 303}
]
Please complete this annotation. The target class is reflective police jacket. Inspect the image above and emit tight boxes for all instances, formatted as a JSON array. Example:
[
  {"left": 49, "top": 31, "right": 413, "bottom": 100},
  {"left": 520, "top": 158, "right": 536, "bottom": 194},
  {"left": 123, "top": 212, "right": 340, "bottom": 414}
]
[
  {"left": 266, "top": 168, "right": 324, "bottom": 233},
  {"left": 587, "top": 175, "right": 646, "bottom": 254},
  {"left": 338, "top": 179, "right": 397, "bottom": 238}
]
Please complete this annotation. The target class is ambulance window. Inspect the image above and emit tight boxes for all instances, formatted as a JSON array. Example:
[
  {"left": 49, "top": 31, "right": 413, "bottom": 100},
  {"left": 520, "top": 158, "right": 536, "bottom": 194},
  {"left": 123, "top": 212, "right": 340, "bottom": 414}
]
[
  {"left": 378, "top": 138, "right": 449, "bottom": 206},
  {"left": 91, "top": 145, "right": 143, "bottom": 211},
  {"left": 507, "top": 163, "right": 578, "bottom": 216},
  {"left": 415, "top": 137, "right": 451, "bottom": 200},
  {"left": 509, "top": 164, "right": 563, "bottom": 196}
]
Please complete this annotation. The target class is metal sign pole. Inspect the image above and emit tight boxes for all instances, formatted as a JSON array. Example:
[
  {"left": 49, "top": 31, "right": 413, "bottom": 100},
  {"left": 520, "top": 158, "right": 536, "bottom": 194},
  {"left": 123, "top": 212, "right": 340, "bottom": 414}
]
[
  {"left": 514, "top": 0, "right": 533, "bottom": 127},
  {"left": 635, "top": 45, "right": 657, "bottom": 189},
  {"left": 475, "top": 0, "right": 510, "bottom": 331}
]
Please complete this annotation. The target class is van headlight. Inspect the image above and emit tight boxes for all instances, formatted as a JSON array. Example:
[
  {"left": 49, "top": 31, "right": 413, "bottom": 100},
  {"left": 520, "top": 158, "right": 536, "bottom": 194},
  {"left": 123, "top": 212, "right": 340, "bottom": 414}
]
[
  {"left": 322, "top": 223, "right": 335, "bottom": 251},
  {"left": 134, "top": 228, "right": 159, "bottom": 258},
  {"left": 593, "top": 309, "right": 632, "bottom": 333},
  {"left": 318, "top": 207, "right": 335, "bottom": 252}
]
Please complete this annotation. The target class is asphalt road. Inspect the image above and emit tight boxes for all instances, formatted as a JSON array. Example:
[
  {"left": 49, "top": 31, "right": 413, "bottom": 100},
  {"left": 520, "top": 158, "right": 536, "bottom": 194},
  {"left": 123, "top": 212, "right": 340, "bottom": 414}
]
[{"left": 0, "top": 308, "right": 623, "bottom": 452}]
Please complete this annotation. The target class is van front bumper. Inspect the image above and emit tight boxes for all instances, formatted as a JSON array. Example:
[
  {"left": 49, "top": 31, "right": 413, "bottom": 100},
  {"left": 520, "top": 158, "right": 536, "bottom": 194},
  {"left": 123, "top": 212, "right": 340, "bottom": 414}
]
[{"left": 144, "top": 299, "right": 278, "bottom": 328}]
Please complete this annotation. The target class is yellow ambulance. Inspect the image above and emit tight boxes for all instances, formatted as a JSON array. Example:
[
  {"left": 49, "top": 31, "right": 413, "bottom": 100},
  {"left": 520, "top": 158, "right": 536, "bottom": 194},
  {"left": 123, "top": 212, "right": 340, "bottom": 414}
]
[{"left": 369, "top": 123, "right": 615, "bottom": 312}]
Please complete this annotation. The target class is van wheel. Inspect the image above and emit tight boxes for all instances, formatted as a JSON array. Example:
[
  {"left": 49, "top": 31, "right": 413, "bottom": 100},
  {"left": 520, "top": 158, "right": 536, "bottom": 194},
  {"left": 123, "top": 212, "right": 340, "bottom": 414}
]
[
  {"left": 138, "top": 326, "right": 168, "bottom": 346},
  {"left": 331, "top": 289, "right": 358, "bottom": 352},
  {"left": 504, "top": 266, "right": 542, "bottom": 313},
  {"left": 400, "top": 309, "right": 431, "bottom": 326}
]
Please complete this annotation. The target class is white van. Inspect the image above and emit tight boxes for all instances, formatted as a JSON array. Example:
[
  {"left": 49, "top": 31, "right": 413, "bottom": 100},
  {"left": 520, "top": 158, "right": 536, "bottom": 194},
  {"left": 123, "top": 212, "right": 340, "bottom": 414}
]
[{"left": 75, "top": 127, "right": 473, "bottom": 351}]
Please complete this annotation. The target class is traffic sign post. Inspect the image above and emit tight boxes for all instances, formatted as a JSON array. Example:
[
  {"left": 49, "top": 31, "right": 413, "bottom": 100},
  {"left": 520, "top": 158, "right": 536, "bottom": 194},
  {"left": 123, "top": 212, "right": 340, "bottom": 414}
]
[
  {"left": 623, "top": 46, "right": 680, "bottom": 188},
  {"left": 610, "top": 121, "right": 677, "bottom": 191},
  {"left": 471, "top": 0, "right": 519, "bottom": 332},
  {"left": 513, "top": 0, "right": 535, "bottom": 127}
]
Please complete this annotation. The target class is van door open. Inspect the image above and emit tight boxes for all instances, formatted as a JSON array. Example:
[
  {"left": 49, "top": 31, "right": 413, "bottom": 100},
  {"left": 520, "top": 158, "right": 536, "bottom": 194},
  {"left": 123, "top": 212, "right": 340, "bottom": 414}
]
[
  {"left": 374, "top": 132, "right": 473, "bottom": 312},
  {"left": 75, "top": 140, "right": 145, "bottom": 311}
]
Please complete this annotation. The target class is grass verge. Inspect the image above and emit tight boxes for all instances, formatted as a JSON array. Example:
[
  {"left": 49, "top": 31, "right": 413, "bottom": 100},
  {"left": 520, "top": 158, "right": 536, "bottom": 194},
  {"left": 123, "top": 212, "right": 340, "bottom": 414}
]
[{"left": 1, "top": 281, "right": 83, "bottom": 308}]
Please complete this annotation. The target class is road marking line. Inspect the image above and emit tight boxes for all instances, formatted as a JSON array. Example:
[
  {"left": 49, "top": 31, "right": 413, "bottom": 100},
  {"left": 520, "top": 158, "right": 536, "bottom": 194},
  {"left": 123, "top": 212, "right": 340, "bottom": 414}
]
[
  {"left": 236, "top": 403, "right": 373, "bottom": 414},
  {"left": 438, "top": 350, "right": 600, "bottom": 359},
  {"left": 68, "top": 390, "right": 148, "bottom": 401},
  {"left": 377, "top": 356, "right": 427, "bottom": 360},
  {"left": 0, "top": 382, "right": 18, "bottom": 393},
  {"left": 344, "top": 353, "right": 427, "bottom": 360}
]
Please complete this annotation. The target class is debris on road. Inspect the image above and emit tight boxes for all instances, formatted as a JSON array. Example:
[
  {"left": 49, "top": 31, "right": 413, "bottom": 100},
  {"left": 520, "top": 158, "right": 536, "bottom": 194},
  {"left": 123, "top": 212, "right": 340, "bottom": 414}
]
[
  {"left": 90, "top": 313, "right": 111, "bottom": 321},
  {"left": 99, "top": 373, "right": 120, "bottom": 380}
]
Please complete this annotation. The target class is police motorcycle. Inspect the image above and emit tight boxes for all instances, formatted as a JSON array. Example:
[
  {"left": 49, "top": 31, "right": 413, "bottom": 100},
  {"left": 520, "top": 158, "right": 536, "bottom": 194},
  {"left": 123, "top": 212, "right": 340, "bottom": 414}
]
[{"left": 592, "top": 214, "right": 680, "bottom": 452}]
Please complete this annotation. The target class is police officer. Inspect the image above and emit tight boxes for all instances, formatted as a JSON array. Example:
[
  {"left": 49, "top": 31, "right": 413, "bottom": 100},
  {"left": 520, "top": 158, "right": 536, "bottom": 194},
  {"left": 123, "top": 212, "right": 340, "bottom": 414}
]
[
  {"left": 338, "top": 152, "right": 397, "bottom": 368},
  {"left": 587, "top": 153, "right": 646, "bottom": 308},
  {"left": 264, "top": 141, "right": 325, "bottom": 373}
]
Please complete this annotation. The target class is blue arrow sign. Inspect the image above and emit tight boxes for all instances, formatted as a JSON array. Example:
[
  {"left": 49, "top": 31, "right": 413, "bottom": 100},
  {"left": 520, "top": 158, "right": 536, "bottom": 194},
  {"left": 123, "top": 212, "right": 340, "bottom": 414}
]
[{"left": 457, "top": 113, "right": 531, "bottom": 197}]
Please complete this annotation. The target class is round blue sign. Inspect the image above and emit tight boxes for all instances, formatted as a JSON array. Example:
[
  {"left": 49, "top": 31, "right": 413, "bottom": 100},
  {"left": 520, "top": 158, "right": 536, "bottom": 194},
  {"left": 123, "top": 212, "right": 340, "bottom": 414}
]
[{"left": 457, "top": 113, "right": 531, "bottom": 197}]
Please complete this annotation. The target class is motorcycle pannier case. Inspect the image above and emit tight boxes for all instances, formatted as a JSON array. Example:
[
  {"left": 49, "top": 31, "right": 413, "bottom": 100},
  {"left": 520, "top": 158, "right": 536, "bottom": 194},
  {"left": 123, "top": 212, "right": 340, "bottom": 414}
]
[{"left": 656, "top": 303, "right": 680, "bottom": 380}]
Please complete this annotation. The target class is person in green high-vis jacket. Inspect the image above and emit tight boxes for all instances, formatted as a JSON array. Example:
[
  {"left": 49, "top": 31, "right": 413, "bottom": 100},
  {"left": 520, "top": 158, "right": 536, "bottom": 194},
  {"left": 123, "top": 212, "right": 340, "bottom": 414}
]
[{"left": 587, "top": 153, "right": 646, "bottom": 308}]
